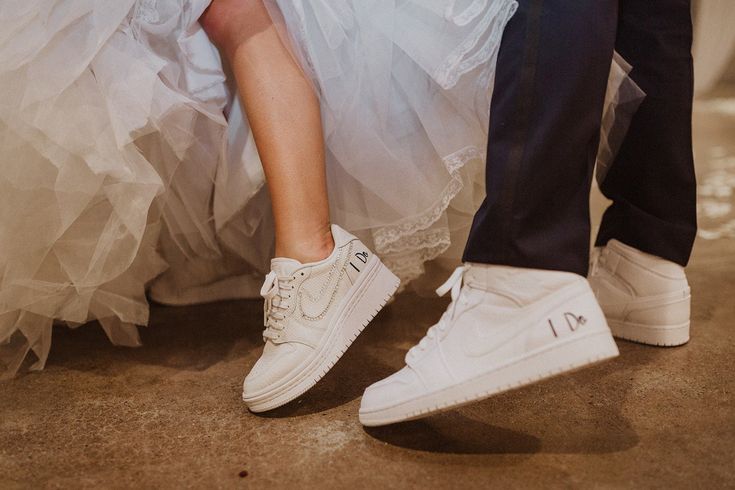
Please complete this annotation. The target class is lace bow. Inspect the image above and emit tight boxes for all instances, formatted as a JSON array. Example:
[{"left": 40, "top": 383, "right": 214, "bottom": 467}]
[{"left": 407, "top": 265, "right": 469, "bottom": 360}]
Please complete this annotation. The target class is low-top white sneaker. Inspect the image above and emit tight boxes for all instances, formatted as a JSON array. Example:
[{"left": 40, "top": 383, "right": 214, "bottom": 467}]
[
  {"left": 359, "top": 264, "right": 619, "bottom": 427},
  {"left": 243, "top": 224, "right": 400, "bottom": 412},
  {"left": 589, "top": 239, "right": 691, "bottom": 347}
]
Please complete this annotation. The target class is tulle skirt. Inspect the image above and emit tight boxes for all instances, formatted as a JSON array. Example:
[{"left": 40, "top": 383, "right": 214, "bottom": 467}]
[{"left": 0, "top": 0, "right": 639, "bottom": 376}]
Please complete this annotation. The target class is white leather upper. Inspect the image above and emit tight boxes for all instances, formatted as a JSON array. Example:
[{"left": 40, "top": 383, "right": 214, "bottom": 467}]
[
  {"left": 589, "top": 240, "right": 690, "bottom": 325},
  {"left": 243, "top": 224, "right": 372, "bottom": 395},
  {"left": 361, "top": 265, "right": 607, "bottom": 411}
]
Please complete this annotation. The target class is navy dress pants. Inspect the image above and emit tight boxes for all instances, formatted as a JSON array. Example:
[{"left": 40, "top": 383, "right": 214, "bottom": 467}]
[{"left": 463, "top": 0, "right": 697, "bottom": 276}]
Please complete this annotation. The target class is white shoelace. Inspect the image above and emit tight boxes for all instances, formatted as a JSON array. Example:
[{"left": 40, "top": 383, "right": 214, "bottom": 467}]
[
  {"left": 407, "top": 265, "right": 469, "bottom": 359},
  {"left": 260, "top": 271, "right": 295, "bottom": 341}
]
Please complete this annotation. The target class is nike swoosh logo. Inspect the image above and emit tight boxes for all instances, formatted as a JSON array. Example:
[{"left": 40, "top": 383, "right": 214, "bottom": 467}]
[
  {"left": 461, "top": 311, "right": 531, "bottom": 358},
  {"left": 461, "top": 304, "right": 588, "bottom": 358},
  {"left": 298, "top": 244, "right": 351, "bottom": 320}
]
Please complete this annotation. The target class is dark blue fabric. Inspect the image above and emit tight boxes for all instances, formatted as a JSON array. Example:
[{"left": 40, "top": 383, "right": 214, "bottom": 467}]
[
  {"left": 596, "top": 0, "right": 697, "bottom": 266},
  {"left": 462, "top": 0, "right": 695, "bottom": 275}
]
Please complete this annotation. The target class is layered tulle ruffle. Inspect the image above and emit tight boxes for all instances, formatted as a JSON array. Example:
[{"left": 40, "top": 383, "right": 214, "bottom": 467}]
[
  {"left": 268, "top": 0, "right": 518, "bottom": 281},
  {"left": 0, "top": 0, "right": 268, "bottom": 376}
]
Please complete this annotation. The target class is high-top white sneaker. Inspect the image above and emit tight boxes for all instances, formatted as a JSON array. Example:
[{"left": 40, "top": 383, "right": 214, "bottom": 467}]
[
  {"left": 242, "top": 224, "right": 400, "bottom": 412},
  {"left": 359, "top": 264, "right": 619, "bottom": 426},
  {"left": 589, "top": 239, "right": 691, "bottom": 347}
]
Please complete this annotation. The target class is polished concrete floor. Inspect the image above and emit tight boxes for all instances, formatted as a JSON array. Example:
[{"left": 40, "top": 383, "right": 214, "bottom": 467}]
[{"left": 2, "top": 95, "right": 735, "bottom": 489}]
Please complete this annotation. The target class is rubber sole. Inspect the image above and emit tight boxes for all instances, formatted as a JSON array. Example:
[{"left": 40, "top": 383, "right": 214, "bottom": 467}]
[
  {"left": 244, "top": 256, "right": 400, "bottom": 412},
  {"left": 359, "top": 329, "right": 619, "bottom": 427},
  {"left": 609, "top": 318, "right": 690, "bottom": 347}
]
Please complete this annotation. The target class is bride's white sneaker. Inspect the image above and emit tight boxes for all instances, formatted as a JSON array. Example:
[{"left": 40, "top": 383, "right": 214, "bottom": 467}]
[
  {"left": 359, "top": 264, "right": 619, "bottom": 426},
  {"left": 243, "top": 224, "right": 400, "bottom": 412},
  {"left": 589, "top": 239, "right": 691, "bottom": 347}
]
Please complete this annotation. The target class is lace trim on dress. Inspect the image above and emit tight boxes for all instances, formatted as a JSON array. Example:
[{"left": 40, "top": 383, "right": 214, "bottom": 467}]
[
  {"left": 435, "top": 0, "right": 517, "bottom": 89},
  {"left": 373, "top": 146, "right": 482, "bottom": 251},
  {"left": 369, "top": 1, "right": 518, "bottom": 282},
  {"left": 383, "top": 240, "right": 451, "bottom": 289},
  {"left": 373, "top": 145, "right": 485, "bottom": 283}
]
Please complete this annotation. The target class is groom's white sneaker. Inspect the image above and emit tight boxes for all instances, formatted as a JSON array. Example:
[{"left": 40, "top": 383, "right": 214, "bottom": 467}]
[
  {"left": 359, "top": 264, "right": 619, "bottom": 426},
  {"left": 589, "top": 239, "right": 691, "bottom": 347},
  {"left": 242, "top": 224, "right": 400, "bottom": 412}
]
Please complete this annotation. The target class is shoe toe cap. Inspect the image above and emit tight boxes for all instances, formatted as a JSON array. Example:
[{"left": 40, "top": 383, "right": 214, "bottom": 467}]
[
  {"left": 242, "top": 342, "right": 312, "bottom": 397},
  {"left": 360, "top": 366, "right": 426, "bottom": 412}
]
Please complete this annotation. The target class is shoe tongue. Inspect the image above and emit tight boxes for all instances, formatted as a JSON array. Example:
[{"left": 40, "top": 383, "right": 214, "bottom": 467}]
[{"left": 270, "top": 258, "right": 302, "bottom": 277}]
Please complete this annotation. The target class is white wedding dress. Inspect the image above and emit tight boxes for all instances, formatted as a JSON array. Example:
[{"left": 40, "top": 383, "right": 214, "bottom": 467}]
[{"left": 0, "top": 0, "right": 639, "bottom": 376}]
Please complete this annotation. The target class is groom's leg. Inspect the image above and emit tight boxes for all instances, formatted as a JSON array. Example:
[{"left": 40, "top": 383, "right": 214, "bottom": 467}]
[
  {"left": 463, "top": 0, "right": 618, "bottom": 276},
  {"left": 359, "top": 1, "right": 625, "bottom": 427},
  {"left": 595, "top": 0, "right": 696, "bottom": 265}
]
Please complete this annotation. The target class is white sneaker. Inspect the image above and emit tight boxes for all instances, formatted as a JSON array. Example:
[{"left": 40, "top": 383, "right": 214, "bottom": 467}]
[
  {"left": 359, "top": 264, "right": 619, "bottom": 426},
  {"left": 589, "top": 239, "right": 691, "bottom": 347},
  {"left": 242, "top": 224, "right": 400, "bottom": 412}
]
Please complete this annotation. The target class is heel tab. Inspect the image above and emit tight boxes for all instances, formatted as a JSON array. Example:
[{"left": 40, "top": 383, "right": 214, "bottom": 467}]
[
  {"left": 606, "top": 240, "right": 686, "bottom": 279},
  {"left": 331, "top": 224, "right": 359, "bottom": 246}
]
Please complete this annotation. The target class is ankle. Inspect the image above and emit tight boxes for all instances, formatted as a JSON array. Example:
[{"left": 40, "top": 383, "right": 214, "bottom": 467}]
[{"left": 276, "top": 227, "right": 335, "bottom": 264}]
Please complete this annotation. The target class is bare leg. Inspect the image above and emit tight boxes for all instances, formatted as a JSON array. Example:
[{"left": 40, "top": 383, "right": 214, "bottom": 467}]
[{"left": 201, "top": 0, "right": 333, "bottom": 263}]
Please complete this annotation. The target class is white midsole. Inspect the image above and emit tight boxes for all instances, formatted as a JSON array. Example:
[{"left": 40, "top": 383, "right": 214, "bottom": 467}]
[
  {"left": 359, "top": 305, "right": 619, "bottom": 427},
  {"left": 609, "top": 318, "right": 690, "bottom": 346}
]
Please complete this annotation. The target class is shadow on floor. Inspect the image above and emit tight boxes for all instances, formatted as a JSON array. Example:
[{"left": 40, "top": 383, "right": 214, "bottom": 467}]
[
  {"left": 361, "top": 343, "right": 663, "bottom": 456},
  {"left": 46, "top": 298, "right": 263, "bottom": 375},
  {"left": 365, "top": 413, "right": 543, "bottom": 454},
  {"left": 44, "top": 289, "right": 656, "bottom": 459}
]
